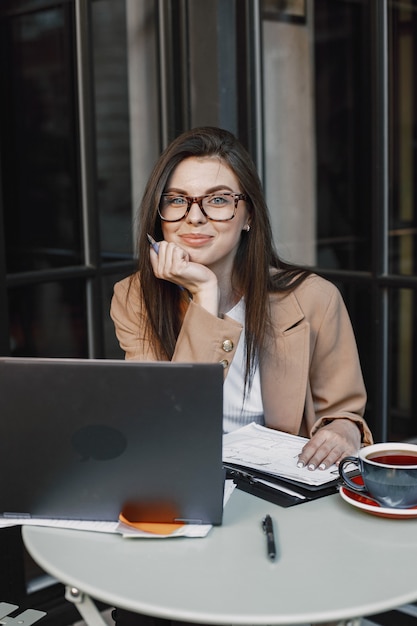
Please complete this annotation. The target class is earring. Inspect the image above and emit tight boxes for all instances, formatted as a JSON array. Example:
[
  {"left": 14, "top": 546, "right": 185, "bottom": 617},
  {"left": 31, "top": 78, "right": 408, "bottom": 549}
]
[{"left": 243, "top": 224, "right": 251, "bottom": 232}]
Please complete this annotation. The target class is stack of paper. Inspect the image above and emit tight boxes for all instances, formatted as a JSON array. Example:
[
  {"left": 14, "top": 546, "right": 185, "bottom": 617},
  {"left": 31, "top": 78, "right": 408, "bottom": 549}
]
[{"left": 223, "top": 423, "right": 341, "bottom": 487}]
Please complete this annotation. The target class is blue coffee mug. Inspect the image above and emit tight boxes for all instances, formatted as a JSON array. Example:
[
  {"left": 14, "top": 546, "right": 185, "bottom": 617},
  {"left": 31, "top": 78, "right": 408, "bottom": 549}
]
[{"left": 339, "top": 442, "right": 417, "bottom": 509}]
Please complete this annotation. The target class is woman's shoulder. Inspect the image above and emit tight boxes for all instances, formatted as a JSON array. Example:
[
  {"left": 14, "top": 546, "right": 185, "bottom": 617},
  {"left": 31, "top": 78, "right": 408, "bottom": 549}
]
[
  {"left": 290, "top": 274, "right": 348, "bottom": 327},
  {"left": 269, "top": 270, "right": 343, "bottom": 317},
  {"left": 270, "top": 268, "right": 338, "bottom": 297},
  {"left": 295, "top": 272, "right": 339, "bottom": 297},
  {"left": 112, "top": 273, "right": 143, "bottom": 313},
  {"left": 114, "top": 272, "right": 140, "bottom": 294}
]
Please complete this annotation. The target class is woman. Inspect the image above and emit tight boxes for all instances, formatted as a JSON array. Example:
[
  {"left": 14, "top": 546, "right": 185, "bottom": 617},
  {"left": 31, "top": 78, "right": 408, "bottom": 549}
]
[
  {"left": 110, "top": 127, "right": 372, "bottom": 625},
  {"left": 111, "top": 126, "right": 372, "bottom": 471}
]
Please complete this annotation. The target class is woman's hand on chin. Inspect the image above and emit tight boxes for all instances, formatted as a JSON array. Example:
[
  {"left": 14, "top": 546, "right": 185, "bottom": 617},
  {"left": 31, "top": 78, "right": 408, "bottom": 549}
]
[{"left": 150, "top": 240, "right": 219, "bottom": 315}]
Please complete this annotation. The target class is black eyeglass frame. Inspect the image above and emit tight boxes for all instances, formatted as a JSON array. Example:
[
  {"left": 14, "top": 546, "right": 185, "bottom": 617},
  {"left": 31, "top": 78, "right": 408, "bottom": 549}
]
[{"left": 158, "top": 192, "right": 247, "bottom": 222}]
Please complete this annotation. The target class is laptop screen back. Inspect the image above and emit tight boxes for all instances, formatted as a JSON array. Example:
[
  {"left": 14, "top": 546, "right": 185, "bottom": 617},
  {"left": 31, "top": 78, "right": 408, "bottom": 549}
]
[{"left": 0, "top": 358, "right": 224, "bottom": 524}]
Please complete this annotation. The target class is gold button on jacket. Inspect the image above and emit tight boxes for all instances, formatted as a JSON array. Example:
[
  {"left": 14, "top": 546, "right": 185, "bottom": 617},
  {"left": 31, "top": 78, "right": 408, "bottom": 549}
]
[{"left": 222, "top": 339, "right": 234, "bottom": 352}]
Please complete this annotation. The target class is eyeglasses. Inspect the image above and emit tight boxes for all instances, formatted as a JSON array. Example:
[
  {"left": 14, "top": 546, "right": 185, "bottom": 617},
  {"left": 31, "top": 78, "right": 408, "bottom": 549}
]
[{"left": 158, "top": 192, "right": 247, "bottom": 222}]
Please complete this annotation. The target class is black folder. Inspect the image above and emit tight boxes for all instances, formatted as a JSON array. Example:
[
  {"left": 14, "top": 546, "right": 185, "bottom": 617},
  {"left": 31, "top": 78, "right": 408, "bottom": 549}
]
[{"left": 224, "top": 463, "right": 342, "bottom": 508}]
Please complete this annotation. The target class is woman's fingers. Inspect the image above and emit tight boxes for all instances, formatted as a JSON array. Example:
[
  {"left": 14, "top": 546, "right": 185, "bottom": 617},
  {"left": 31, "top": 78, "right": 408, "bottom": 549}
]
[{"left": 298, "top": 419, "right": 361, "bottom": 470}]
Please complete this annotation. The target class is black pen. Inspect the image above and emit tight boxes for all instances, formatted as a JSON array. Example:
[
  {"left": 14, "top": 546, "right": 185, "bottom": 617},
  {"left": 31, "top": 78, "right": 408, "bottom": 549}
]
[{"left": 262, "top": 514, "right": 276, "bottom": 561}]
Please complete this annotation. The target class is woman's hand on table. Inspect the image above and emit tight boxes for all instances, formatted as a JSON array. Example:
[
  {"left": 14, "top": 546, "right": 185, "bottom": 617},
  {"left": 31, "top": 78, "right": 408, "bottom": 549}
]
[{"left": 297, "top": 418, "right": 362, "bottom": 471}]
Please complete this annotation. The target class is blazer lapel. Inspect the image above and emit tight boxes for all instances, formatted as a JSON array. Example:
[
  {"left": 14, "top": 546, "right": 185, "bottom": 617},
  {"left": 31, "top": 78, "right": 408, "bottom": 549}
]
[{"left": 260, "top": 291, "right": 310, "bottom": 435}]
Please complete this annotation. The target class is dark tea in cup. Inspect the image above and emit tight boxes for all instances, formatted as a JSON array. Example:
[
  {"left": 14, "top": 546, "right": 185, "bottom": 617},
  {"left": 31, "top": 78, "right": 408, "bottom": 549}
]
[
  {"left": 339, "top": 442, "right": 417, "bottom": 509},
  {"left": 368, "top": 453, "right": 417, "bottom": 465}
]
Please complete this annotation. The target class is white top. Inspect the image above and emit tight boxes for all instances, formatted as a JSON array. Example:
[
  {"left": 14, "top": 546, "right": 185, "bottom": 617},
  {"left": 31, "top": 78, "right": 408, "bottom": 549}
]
[{"left": 223, "top": 299, "right": 264, "bottom": 433}]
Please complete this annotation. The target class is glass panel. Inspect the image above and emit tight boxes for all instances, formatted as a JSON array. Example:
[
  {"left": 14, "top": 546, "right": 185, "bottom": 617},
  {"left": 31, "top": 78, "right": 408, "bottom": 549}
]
[
  {"left": 261, "top": 0, "right": 372, "bottom": 270},
  {"left": 0, "top": 6, "right": 82, "bottom": 273},
  {"left": 9, "top": 279, "right": 88, "bottom": 358},
  {"left": 313, "top": 0, "right": 372, "bottom": 272},
  {"left": 261, "top": 2, "right": 316, "bottom": 265},
  {"left": 91, "top": 0, "right": 133, "bottom": 263},
  {"left": 388, "top": 1, "right": 417, "bottom": 275},
  {"left": 389, "top": 288, "right": 417, "bottom": 441}
]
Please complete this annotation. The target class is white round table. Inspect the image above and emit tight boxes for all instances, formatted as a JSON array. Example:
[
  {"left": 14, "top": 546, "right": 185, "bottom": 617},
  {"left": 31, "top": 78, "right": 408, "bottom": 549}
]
[{"left": 22, "top": 488, "right": 417, "bottom": 625}]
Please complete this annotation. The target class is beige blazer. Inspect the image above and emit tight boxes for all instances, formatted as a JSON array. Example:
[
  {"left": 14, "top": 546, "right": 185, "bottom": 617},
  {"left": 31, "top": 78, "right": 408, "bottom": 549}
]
[{"left": 110, "top": 273, "right": 373, "bottom": 445}]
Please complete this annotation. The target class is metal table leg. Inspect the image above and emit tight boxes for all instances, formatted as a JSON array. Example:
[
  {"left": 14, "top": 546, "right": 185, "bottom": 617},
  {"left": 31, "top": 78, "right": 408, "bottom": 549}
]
[{"left": 65, "top": 586, "right": 109, "bottom": 626}]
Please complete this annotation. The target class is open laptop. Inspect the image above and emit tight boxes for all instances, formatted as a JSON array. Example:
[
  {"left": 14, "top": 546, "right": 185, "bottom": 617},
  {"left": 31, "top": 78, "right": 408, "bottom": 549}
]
[{"left": 0, "top": 358, "right": 224, "bottom": 524}]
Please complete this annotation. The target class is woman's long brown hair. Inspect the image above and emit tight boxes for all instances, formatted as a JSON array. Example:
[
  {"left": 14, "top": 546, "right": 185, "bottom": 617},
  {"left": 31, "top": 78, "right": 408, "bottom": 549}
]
[{"left": 132, "top": 127, "right": 311, "bottom": 385}]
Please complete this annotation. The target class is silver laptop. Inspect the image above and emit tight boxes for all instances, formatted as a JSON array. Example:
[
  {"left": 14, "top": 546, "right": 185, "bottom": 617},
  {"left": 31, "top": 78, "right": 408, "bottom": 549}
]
[{"left": 0, "top": 358, "right": 224, "bottom": 524}]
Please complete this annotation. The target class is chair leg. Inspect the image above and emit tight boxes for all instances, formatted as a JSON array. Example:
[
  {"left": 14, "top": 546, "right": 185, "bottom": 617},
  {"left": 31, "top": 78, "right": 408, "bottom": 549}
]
[{"left": 0, "top": 602, "right": 46, "bottom": 625}]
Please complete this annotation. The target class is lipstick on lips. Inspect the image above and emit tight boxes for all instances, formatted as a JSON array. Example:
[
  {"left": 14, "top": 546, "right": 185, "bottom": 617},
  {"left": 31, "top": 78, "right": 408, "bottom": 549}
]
[{"left": 179, "top": 234, "right": 213, "bottom": 247}]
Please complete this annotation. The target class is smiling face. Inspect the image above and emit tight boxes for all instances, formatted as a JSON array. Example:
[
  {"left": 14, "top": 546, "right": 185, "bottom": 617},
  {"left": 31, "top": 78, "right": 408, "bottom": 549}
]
[{"left": 161, "top": 156, "right": 250, "bottom": 277}]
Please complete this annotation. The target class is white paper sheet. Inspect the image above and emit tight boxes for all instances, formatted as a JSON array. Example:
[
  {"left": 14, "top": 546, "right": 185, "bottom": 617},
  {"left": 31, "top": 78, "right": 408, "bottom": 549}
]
[
  {"left": 223, "top": 423, "right": 342, "bottom": 486},
  {"left": 0, "top": 481, "right": 236, "bottom": 539}
]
